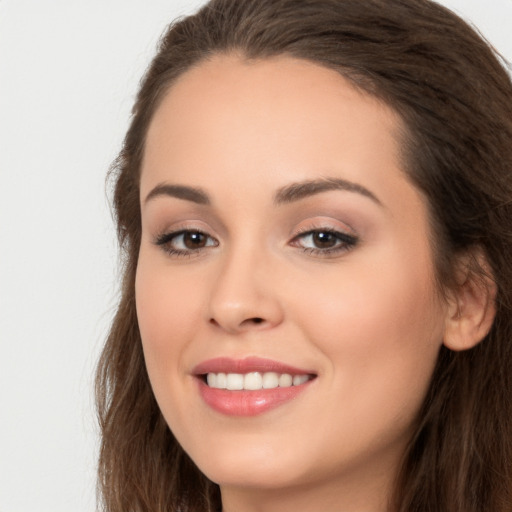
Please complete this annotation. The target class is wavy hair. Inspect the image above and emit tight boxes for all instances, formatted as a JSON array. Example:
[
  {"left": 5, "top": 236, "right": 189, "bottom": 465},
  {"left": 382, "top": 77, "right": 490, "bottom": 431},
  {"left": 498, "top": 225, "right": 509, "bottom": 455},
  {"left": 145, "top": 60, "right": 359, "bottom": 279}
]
[{"left": 96, "top": 1, "right": 512, "bottom": 510}]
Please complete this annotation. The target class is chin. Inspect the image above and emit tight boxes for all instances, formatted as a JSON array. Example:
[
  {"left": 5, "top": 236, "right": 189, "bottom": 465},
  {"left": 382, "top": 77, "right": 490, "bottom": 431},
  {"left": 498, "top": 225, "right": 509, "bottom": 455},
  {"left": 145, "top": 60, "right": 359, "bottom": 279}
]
[
  {"left": 203, "top": 461, "right": 309, "bottom": 491},
  {"left": 188, "top": 436, "right": 311, "bottom": 489}
]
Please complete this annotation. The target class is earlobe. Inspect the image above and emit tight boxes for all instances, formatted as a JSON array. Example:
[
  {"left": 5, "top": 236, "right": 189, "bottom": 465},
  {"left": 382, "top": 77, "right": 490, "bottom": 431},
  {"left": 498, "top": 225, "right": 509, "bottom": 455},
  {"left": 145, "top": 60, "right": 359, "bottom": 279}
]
[{"left": 442, "top": 251, "right": 497, "bottom": 352}]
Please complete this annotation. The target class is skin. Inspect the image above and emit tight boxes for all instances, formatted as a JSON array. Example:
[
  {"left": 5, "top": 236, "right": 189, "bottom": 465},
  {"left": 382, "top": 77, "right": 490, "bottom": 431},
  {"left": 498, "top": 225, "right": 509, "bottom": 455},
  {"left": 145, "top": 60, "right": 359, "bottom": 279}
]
[{"left": 136, "top": 55, "right": 454, "bottom": 512}]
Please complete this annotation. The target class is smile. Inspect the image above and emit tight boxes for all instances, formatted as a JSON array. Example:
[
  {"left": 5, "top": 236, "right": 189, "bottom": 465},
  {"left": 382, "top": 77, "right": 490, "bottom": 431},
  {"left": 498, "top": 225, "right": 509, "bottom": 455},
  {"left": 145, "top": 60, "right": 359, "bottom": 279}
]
[{"left": 193, "top": 357, "right": 317, "bottom": 416}]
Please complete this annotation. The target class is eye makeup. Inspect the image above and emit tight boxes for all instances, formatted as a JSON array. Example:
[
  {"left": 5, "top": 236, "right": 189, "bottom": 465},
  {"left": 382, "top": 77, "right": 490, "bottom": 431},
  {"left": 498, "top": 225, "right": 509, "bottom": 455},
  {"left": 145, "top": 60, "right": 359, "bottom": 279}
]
[
  {"left": 154, "top": 229, "right": 219, "bottom": 258},
  {"left": 290, "top": 227, "right": 358, "bottom": 257}
]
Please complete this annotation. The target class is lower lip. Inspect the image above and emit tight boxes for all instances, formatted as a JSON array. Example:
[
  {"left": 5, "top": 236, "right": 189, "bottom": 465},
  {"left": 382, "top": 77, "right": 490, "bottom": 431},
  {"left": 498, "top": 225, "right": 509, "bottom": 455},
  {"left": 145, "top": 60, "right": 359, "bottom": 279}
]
[{"left": 197, "top": 379, "right": 312, "bottom": 416}]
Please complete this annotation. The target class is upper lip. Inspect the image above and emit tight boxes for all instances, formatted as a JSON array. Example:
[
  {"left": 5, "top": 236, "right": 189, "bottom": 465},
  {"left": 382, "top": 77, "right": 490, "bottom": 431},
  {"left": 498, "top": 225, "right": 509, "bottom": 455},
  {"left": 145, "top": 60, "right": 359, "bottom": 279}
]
[{"left": 192, "top": 356, "right": 315, "bottom": 376}]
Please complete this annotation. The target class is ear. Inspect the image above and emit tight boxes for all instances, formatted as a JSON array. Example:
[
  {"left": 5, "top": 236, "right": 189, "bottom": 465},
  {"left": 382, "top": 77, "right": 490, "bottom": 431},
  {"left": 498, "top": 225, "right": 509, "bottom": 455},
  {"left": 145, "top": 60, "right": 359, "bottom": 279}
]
[{"left": 443, "top": 249, "right": 497, "bottom": 351}]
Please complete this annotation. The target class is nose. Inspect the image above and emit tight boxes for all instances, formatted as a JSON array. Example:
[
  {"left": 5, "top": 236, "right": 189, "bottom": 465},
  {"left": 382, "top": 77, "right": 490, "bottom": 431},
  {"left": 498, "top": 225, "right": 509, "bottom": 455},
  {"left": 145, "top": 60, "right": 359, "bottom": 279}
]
[{"left": 207, "top": 245, "right": 284, "bottom": 334}]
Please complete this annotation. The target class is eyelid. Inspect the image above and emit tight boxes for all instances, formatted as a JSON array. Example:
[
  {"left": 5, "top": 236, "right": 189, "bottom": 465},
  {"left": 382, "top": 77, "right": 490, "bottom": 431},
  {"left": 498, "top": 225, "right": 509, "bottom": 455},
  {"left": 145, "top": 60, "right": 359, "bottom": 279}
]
[
  {"left": 291, "top": 230, "right": 358, "bottom": 257},
  {"left": 154, "top": 229, "right": 217, "bottom": 246},
  {"left": 289, "top": 219, "right": 359, "bottom": 257},
  {"left": 292, "top": 217, "right": 357, "bottom": 238},
  {"left": 153, "top": 224, "right": 219, "bottom": 258}
]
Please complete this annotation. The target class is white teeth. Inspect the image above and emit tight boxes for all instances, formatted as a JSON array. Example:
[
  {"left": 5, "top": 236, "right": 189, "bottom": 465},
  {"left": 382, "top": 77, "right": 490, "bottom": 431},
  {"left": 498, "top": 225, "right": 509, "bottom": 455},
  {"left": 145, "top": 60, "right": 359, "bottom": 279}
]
[
  {"left": 206, "top": 373, "right": 217, "bottom": 388},
  {"left": 262, "top": 372, "right": 279, "bottom": 389},
  {"left": 278, "top": 373, "right": 293, "bottom": 387},
  {"left": 244, "top": 372, "right": 263, "bottom": 390},
  {"left": 216, "top": 372, "right": 227, "bottom": 388},
  {"left": 205, "top": 371, "right": 311, "bottom": 390},
  {"left": 293, "top": 374, "right": 309, "bottom": 386},
  {"left": 226, "top": 373, "right": 244, "bottom": 390}
]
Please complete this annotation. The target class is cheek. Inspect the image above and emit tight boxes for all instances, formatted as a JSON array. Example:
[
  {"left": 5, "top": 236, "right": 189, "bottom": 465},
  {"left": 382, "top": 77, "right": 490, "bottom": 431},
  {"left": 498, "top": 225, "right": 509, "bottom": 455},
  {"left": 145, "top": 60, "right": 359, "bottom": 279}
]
[
  {"left": 135, "top": 256, "right": 202, "bottom": 383},
  {"left": 296, "top": 246, "right": 445, "bottom": 416}
]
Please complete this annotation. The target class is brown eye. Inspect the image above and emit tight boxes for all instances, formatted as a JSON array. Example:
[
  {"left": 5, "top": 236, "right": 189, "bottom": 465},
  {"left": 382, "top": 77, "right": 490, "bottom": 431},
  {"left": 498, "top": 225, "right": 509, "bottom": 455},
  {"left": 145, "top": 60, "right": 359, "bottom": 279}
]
[
  {"left": 183, "top": 231, "right": 208, "bottom": 249},
  {"left": 292, "top": 228, "right": 358, "bottom": 256},
  {"left": 311, "top": 231, "right": 338, "bottom": 248},
  {"left": 155, "top": 229, "right": 218, "bottom": 256}
]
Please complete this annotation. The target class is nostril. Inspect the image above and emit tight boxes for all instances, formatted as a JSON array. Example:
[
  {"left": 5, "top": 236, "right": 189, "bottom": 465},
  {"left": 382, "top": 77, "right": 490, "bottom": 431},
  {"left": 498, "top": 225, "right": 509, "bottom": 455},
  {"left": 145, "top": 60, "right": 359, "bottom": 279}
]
[
  {"left": 209, "top": 317, "right": 264, "bottom": 326},
  {"left": 239, "top": 317, "right": 265, "bottom": 328},
  {"left": 208, "top": 315, "right": 269, "bottom": 332}
]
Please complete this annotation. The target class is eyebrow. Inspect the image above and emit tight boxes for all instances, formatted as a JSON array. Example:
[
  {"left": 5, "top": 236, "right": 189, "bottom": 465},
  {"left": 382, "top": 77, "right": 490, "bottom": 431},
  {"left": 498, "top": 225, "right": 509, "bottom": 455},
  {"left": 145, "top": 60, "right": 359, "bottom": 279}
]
[
  {"left": 274, "top": 177, "right": 381, "bottom": 206},
  {"left": 144, "top": 183, "right": 210, "bottom": 205},
  {"left": 143, "top": 176, "right": 381, "bottom": 207}
]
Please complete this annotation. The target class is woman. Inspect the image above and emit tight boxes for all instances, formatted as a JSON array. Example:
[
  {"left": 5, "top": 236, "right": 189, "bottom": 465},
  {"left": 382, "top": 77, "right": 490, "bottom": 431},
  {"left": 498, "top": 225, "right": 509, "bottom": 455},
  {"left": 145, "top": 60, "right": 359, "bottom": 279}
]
[{"left": 96, "top": 0, "right": 512, "bottom": 510}]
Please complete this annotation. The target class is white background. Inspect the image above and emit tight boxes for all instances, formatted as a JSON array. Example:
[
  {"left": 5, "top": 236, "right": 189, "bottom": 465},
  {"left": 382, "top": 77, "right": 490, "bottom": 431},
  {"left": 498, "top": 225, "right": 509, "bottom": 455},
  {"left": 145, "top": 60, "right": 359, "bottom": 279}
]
[{"left": 0, "top": 1, "right": 510, "bottom": 511}]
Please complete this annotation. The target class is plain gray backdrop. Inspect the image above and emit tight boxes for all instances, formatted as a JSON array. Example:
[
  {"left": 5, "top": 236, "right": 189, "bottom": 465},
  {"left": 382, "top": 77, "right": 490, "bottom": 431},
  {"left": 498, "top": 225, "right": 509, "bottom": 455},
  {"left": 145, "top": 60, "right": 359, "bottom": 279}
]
[{"left": 0, "top": 1, "right": 511, "bottom": 510}]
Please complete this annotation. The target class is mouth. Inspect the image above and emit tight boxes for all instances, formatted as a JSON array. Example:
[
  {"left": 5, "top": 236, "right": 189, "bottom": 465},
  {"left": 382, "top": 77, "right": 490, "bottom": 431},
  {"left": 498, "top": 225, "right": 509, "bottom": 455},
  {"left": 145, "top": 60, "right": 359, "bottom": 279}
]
[{"left": 193, "top": 357, "right": 317, "bottom": 416}]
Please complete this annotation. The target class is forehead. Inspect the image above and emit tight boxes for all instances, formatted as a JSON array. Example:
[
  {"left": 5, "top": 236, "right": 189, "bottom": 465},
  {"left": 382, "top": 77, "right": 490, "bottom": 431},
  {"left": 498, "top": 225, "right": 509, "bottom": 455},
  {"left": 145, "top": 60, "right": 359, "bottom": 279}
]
[{"left": 141, "top": 54, "right": 411, "bottom": 209}]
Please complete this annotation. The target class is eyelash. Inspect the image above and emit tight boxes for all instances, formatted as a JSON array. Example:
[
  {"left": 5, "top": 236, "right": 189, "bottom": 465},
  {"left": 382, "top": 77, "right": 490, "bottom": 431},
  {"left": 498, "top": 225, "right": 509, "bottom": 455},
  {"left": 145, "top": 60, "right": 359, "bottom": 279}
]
[
  {"left": 290, "top": 227, "right": 358, "bottom": 256},
  {"left": 154, "top": 229, "right": 218, "bottom": 258},
  {"left": 154, "top": 227, "right": 358, "bottom": 258}
]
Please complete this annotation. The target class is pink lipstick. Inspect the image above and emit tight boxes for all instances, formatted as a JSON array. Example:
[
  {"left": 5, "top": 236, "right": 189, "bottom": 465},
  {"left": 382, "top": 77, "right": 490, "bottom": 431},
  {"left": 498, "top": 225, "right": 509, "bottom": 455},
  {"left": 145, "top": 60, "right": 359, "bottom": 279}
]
[{"left": 193, "top": 357, "right": 316, "bottom": 416}]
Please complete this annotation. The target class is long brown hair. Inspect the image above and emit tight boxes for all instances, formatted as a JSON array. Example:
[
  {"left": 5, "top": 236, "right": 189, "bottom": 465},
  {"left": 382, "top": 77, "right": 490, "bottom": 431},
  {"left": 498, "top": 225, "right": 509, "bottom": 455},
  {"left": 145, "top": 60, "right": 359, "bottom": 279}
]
[{"left": 96, "top": 1, "right": 512, "bottom": 510}]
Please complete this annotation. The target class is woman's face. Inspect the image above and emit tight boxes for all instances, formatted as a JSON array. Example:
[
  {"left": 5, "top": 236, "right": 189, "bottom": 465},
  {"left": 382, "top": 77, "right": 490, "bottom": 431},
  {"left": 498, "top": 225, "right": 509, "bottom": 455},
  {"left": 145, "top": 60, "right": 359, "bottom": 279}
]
[{"left": 136, "top": 55, "right": 449, "bottom": 505}]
